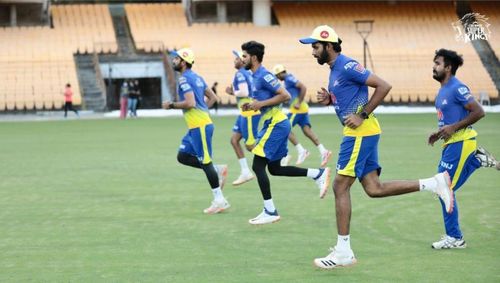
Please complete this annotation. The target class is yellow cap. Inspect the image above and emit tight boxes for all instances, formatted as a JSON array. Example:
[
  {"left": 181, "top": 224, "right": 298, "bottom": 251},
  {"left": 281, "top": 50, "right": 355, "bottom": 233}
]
[
  {"left": 171, "top": 48, "right": 195, "bottom": 64},
  {"left": 299, "top": 25, "right": 339, "bottom": 44},
  {"left": 272, "top": 64, "right": 286, "bottom": 75}
]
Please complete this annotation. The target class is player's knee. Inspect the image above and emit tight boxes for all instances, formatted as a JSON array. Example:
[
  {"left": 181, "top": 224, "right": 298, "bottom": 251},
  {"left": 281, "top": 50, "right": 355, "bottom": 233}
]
[
  {"left": 364, "top": 184, "right": 384, "bottom": 198},
  {"left": 267, "top": 163, "right": 281, "bottom": 176}
]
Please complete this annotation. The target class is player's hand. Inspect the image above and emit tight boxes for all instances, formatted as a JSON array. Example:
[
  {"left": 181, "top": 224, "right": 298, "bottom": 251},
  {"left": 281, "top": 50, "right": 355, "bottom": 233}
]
[
  {"left": 428, "top": 132, "right": 440, "bottom": 146},
  {"left": 162, "top": 101, "right": 173, "bottom": 110},
  {"left": 317, "top": 87, "right": 331, "bottom": 106},
  {"left": 438, "top": 125, "right": 456, "bottom": 141},
  {"left": 242, "top": 100, "right": 263, "bottom": 111},
  {"left": 225, "top": 86, "right": 233, "bottom": 95},
  {"left": 293, "top": 102, "right": 301, "bottom": 109},
  {"left": 344, "top": 114, "right": 363, "bottom": 129}
]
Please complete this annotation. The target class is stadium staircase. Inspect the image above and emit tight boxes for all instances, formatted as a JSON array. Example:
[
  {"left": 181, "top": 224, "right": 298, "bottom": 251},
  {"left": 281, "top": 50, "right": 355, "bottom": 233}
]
[
  {"left": 109, "top": 4, "right": 136, "bottom": 56},
  {"left": 75, "top": 55, "right": 107, "bottom": 111}
]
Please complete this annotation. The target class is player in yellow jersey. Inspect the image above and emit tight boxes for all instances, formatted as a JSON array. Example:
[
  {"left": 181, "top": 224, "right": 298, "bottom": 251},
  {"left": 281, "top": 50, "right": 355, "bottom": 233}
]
[
  {"left": 162, "top": 48, "right": 229, "bottom": 215},
  {"left": 225, "top": 50, "right": 261, "bottom": 186},
  {"left": 240, "top": 41, "right": 331, "bottom": 225},
  {"left": 300, "top": 25, "right": 456, "bottom": 269}
]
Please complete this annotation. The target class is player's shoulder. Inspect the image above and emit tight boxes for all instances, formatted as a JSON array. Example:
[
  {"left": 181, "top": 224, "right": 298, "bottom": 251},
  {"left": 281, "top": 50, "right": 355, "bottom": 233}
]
[
  {"left": 342, "top": 57, "right": 366, "bottom": 74},
  {"left": 451, "top": 78, "right": 470, "bottom": 93}
]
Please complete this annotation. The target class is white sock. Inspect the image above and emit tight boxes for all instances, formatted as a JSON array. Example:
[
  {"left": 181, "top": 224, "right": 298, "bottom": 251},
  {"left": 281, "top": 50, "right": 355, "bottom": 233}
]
[
  {"left": 317, "top": 144, "right": 327, "bottom": 155},
  {"left": 212, "top": 187, "right": 224, "bottom": 202},
  {"left": 296, "top": 143, "right": 306, "bottom": 153},
  {"left": 264, "top": 199, "right": 276, "bottom": 213},
  {"left": 336, "top": 234, "right": 351, "bottom": 252},
  {"left": 419, "top": 176, "right": 437, "bottom": 192},
  {"left": 307, "top": 168, "right": 321, "bottom": 179},
  {"left": 239, "top": 158, "right": 250, "bottom": 175}
]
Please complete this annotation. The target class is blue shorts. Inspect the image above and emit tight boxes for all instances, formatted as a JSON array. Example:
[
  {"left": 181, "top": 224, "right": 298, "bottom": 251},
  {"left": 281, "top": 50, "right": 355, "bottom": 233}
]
[
  {"left": 178, "top": 124, "right": 214, "bottom": 165},
  {"left": 287, "top": 112, "right": 311, "bottom": 128},
  {"left": 438, "top": 139, "right": 480, "bottom": 191},
  {"left": 336, "top": 135, "right": 381, "bottom": 180},
  {"left": 232, "top": 114, "right": 261, "bottom": 146},
  {"left": 252, "top": 117, "right": 290, "bottom": 162}
]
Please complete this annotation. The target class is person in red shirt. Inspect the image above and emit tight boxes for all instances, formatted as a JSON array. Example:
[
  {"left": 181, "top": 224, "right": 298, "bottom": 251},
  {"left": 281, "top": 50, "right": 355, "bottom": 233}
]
[{"left": 63, "top": 83, "right": 79, "bottom": 118}]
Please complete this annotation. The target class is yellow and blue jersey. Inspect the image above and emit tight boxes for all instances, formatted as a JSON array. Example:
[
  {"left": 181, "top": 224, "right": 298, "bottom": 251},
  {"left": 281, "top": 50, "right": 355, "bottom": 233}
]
[
  {"left": 435, "top": 76, "right": 477, "bottom": 145},
  {"left": 233, "top": 68, "right": 260, "bottom": 117},
  {"left": 177, "top": 69, "right": 213, "bottom": 129},
  {"left": 251, "top": 66, "right": 287, "bottom": 123},
  {"left": 328, "top": 54, "right": 381, "bottom": 137},
  {"left": 284, "top": 73, "right": 308, "bottom": 114}
]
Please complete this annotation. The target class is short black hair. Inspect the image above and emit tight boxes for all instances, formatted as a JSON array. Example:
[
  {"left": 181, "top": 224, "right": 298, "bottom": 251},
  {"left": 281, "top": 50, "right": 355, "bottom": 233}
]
[
  {"left": 241, "top": 40, "right": 265, "bottom": 63},
  {"left": 320, "top": 38, "right": 342, "bottom": 53},
  {"left": 66, "top": 83, "right": 71, "bottom": 87},
  {"left": 434, "top": 49, "right": 463, "bottom": 75}
]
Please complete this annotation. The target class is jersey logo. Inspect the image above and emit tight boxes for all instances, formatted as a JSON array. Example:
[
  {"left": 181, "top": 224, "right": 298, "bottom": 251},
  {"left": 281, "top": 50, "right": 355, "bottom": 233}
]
[
  {"left": 333, "top": 80, "right": 340, "bottom": 87},
  {"left": 180, "top": 83, "right": 191, "bottom": 91},
  {"left": 458, "top": 87, "right": 469, "bottom": 95},
  {"left": 263, "top": 74, "right": 275, "bottom": 83},
  {"left": 442, "top": 99, "right": 448, "bottom": 105},
  {"left": 440, "top": 161, "right": 454, "bottom": 170},
  {"left": 178, "top": 76, "right": 187, "bottom": 83},
  {"left": 344, "top": 62, "right": 357, "bottom": 70},
  {"left": 330, "top": 92, "right": 337, "bottom": 104},
  {"left": 437, "top": 109, "right": 444, "bottom": 120},
  {"left": 354, "top": 64, "right": 366, "bottom": 74}
]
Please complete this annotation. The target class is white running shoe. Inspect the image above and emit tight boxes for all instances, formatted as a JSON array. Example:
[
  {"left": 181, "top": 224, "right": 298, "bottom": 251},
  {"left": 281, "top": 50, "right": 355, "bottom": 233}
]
[
  {"left": 475, "top": 146, "right": 500, "bottom": 170},
  {"left": 281, "top": 154, "right": 292, "bottom": 166},
  {"left": 232, "top": 173, "right": 255, "bottom": 186},
  {"left": 314, "top": 168, "right": 331, "bottom": 199},
  {"left": 431, "top": 235, "right": 467, "bottom": 249},
  {"left": 296, "top": 150, "right": 310, "bottom": 165},
  {"left": 320, "top": 150, "right": 332, "bottom": 167},
  {"left": 248, "top": 208, "right": 281, "bottom": 225},
  {"left": 434, "top": 171, "right": 454, "bottom": 214},
  {"left": 215, "top": 164, "right": 228, "bottom": 190},
  {"left": 203, "top": 198, "right": 230, "bottom": 214},
  {"left": 314, "top": 246, "right": 357, "bottom": 270}
]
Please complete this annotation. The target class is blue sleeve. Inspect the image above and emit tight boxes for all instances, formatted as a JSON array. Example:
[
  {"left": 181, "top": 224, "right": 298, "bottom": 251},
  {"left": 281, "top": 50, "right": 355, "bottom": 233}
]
[
  {"left": 233, "top": 71, "right": 246, "bottom": 91},
  {"left": 343, "top": 61, "right": 371, "bottom": 85},
  {"left": 178, "top": 76, "right": 193, "bottom": 98},
  {"left": 454, "top": 85, "right": 474, "bottom": 106},
  {"left": 261, "top": 73, "right": 281, "bottom": 93},
  {"left": 285, "top": 75, "right": 299, "bottom": 88}
]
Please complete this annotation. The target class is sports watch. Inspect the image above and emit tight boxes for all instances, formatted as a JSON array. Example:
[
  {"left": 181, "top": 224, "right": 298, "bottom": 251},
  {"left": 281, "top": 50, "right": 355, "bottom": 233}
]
[{"left": 359, "top": 111, "right": 369, "bottom": 119}]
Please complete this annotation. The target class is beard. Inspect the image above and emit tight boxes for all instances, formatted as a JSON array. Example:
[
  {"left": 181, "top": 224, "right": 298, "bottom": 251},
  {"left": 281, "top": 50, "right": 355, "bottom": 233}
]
[
  {"left": 173, "top": 63, "right": 182, "bottom": 72},
  {"left": 244, "top": 60, "right": 252, "bottom": 70},
  {"left": 316, "top": 49, "right": 330, "bottom": 65},
  {"left": 433, "top": 71, "right": 445, "bottom": 82}
]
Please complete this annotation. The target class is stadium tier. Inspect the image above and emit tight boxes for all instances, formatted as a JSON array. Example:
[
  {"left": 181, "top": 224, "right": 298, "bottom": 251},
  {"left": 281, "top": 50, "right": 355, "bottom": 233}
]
[
  {"left": 125, "top": 2, "right": 497, "bottom": 105},
  {"left": 0, "top": 4, "right": 117, "bottom": 111}
]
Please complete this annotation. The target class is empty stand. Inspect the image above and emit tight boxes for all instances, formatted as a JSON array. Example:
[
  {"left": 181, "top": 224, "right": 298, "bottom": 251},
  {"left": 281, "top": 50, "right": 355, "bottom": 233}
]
[
  {"left": 0, "top": 4, "right": 115, "bottom": 111},
  {"left": 125, "top": 2, "right": 497, "bottom": 105}
]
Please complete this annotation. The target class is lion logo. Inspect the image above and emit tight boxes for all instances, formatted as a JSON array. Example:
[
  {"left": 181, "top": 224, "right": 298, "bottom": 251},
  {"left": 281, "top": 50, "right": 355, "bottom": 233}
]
[{"left": 452, "top": 13, "right": 491, "bottom": 43}]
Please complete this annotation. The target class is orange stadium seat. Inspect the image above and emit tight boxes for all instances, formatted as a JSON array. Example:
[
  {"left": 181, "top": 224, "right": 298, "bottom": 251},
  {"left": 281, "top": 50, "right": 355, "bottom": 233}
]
[{"left": 123, "top": 2, "right": 497, "bottom": 105}]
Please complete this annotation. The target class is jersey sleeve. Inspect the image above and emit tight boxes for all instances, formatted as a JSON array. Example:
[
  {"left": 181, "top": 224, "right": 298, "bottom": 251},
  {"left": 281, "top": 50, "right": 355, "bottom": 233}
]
[
  {"left": 454, "top": 85, "right": 475, "bottom": 106},
  {"left": 178, "top": 76, "right": 193, "bottom": 95},
  {"left": 261, "top": 72, "right": 281, "bottom": 93},
  {"left": 233, "top": 71, "right": 246, "bottom": 91},
  {"left": 343, "top": 61, "right": 371, "bottom": 85},
  {"left": 285, "top": 75, "right": 299, "bottom": 88}
]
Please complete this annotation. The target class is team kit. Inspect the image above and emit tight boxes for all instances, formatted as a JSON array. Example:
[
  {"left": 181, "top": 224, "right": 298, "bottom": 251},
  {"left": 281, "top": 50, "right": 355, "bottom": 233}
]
[{"left": 162, "top": 25, "right": 499, "bottom": 269}]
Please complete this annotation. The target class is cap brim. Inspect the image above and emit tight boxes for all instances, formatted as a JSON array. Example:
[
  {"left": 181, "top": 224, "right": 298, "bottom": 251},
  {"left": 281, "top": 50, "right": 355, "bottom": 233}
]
[
  {"left": 299, "top": 37, "right": 319, "bottom": 44},
  {"left": 232, "top": 50, "right": 241, "bottom": 58},
  {"left": 170, "top": 50, "right": 180, "bottom": 57}
]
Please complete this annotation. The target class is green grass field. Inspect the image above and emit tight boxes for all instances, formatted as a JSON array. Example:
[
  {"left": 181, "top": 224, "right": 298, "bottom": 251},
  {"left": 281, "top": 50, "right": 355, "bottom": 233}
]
[{"left": 1, "top": 113, "right": 499, "bottom": 282}]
